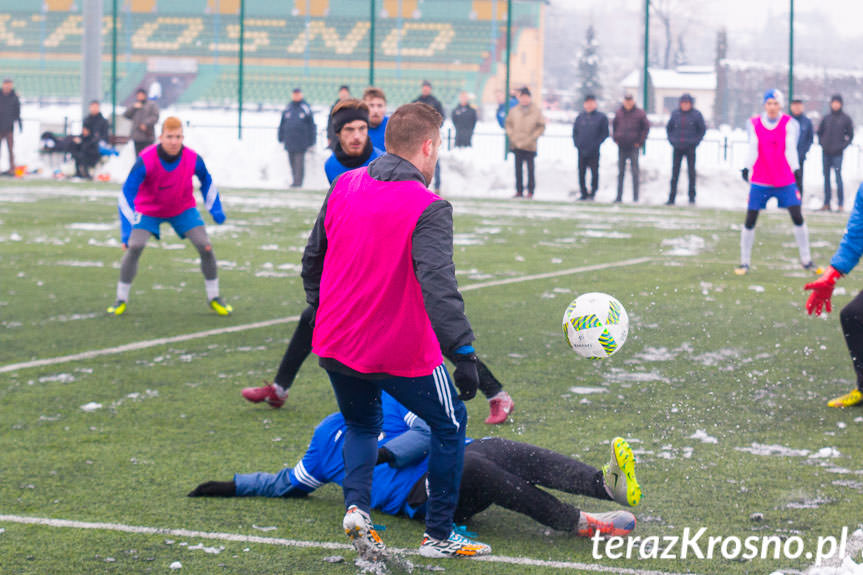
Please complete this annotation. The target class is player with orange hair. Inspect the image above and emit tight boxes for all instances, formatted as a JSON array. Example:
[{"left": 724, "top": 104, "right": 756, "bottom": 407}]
[{"left": 108, "top": 116, "right": 230, "bottom": 316}]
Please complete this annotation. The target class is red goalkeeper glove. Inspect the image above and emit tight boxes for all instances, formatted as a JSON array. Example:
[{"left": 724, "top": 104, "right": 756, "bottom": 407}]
[{"left": 804, "top": 266, "right": 842, "bottom": 316}]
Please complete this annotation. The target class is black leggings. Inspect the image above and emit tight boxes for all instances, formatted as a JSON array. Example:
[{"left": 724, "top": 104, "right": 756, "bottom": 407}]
[
  {"left": 452, "top": 438, "right": 609, "bottom": 531},
  {"left": 744, "top": 204, "right": 804, "bottom": 229},
  {"left": 840, "top": 290, "right": 863, "bottom": 391},
  {"left": 273, "top": 306, "right": 504, "bottom": 399}
]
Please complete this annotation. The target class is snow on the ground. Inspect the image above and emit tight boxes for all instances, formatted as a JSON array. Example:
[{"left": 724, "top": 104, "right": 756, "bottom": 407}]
[
  {"left": 13, "top": 104, "right": 861, "bottom": 210},
  {"left": 689, "top": 429, "right": 718, "bottom": 444},
  {"left": 734, "top": 443, "right": 841, "bottom": 458}
]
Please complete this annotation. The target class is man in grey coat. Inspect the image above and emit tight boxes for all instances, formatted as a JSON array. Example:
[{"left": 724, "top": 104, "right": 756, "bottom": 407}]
[{"left": 123, "top": 88, "right": 160, "bottom": 156}]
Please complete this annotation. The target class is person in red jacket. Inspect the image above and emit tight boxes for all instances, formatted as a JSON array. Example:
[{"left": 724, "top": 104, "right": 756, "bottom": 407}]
[{"left": 612, "top": 94, "right": 649, "bottom": 203}]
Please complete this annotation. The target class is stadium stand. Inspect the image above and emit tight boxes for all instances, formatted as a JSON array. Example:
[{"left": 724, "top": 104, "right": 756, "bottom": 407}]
[{"left": 0, "top": 0, "right": 542, "bottom": 108}]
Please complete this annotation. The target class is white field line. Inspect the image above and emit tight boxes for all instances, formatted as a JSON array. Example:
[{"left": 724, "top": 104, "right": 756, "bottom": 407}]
[
  {"left": 0, "top": 257, "right": 652, "bottom": 374},
  {"left": 0, "top": 514, "right": 700, "bottom": 575}
]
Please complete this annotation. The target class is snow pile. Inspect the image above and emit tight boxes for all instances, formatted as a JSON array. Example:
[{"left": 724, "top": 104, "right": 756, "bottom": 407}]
[{"left": 802, "top": 529, "right": 863, "bottom": 575}]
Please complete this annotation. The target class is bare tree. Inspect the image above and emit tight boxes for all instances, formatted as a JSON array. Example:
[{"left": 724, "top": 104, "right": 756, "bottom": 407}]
[{"left": 649, "top": 0, "right": 696, "bottom": 69}]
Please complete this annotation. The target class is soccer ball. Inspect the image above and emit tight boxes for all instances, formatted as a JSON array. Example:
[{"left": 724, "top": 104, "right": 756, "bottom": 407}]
[{"left": 562, "top": 292, "right": 629, "bottom": 359}]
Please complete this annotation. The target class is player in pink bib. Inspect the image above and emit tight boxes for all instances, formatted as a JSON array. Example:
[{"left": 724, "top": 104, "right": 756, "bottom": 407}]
[
  {"left": 108, "top": 116, "right": 231, "bottom": 316},
  {"left": 736, "top": 89, "right": 819, "bottom": 276}
]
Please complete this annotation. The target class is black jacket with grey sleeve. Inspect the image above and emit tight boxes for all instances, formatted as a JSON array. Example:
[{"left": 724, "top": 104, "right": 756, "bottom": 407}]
[{"left": 301, "top": 153, "right": 474, "bottom": 376}]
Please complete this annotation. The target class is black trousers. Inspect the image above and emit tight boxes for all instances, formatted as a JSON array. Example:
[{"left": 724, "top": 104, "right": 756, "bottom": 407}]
[
  {"left": 616, "top": 147, "right": 639, "bottom": 201},
  {"left": 578, "top": 153, "right": 599, "bottom": 197},
  {"left": 409, "top": 437, "right": 609, "bottom": 531},
  {"left": 133, "top": 140, "right": 151, "bottom": 157},
  {"left": 513, "top": 149, "right": 536, "bottom": 197},
  {"left": 288, "top": 150, "right": 305, "bottom": 187},
  {"left": 273, "top": 305, "right": 504, "bottom": 400},
  {"left": 840, "top": 291, "right": 863, "bottom": 391},
  {"left": 669, "top": 147, "right": 696, "bottom": 202},
  {"left": 796, "top": 155, "right": 805, "bottom": 198}
]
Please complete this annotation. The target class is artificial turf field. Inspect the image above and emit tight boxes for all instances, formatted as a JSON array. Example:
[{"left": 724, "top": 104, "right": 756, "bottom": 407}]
[{"left": 1, "top": 181, "right": 862, "bottom": 575}]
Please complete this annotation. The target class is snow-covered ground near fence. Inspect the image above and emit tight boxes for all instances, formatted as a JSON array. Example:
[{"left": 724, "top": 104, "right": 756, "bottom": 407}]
[{"left": 12, "top": 103, "right": 863, "bottom": 212}]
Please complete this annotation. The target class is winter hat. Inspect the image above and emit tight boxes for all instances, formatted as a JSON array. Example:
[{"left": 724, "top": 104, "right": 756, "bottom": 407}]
[
  {"left": 584, "top": 94, "right": 596, "bottom": 102},
  {"left": 763, "top": 89, "right": 783, "bottom": 106},
  {"left": 519, "top": 86, "right": 531, "bottom": 97},
  {"left": 831, "top": 93, "right": 843, "bottom": 105},
  {"left": 679, "top": 93, "right": 693, "bottom": 104}
]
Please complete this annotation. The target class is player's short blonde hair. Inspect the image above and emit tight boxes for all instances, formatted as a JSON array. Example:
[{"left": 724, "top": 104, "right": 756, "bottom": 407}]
[{"left": 161, "top": 116, "right": 183, "bottom": 133}]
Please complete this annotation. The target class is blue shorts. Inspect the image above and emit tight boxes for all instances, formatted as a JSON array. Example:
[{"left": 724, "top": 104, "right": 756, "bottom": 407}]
[
  {"left": 133, "top": 207, "right": 205, "bottom": 240},
  {"left": 747, "top": 183, "right": 801, "bottom": 211}
]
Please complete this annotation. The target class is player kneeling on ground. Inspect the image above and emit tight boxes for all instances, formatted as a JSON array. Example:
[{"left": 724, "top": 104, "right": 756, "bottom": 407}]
[
  {"left": 805, "top": 182, "right": 863, "bottom": 408},
  {"left": 108, "top": 116, "right": 230, "bottom": 316},
  {"left": 190, "top": 393, "right": 641, "bottom": 544}
]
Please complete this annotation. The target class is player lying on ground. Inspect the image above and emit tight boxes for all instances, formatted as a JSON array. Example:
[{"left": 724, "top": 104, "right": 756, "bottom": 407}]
[
  {"left": 108, "top": 116, "right": 231, "bottom": 316},
  {"left": 736, "top": 89, "right": 818, "bottom": 276},
  {"left": 805, "top": 182, "right": 863, "bottom": 408},
  {"left": 241, "top": 101, "right": 514, "bottom": 424},
  {"left": 190, "top": 392, "right": 641, "bottom": 540}
]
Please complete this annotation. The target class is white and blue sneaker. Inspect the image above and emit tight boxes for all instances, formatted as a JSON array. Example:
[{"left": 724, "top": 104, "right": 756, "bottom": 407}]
[{"left": 418, "top": 528, "right": 491, "bottom": 558}]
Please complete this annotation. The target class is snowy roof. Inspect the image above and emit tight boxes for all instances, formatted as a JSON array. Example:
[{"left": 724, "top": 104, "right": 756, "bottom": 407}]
[{"left": 621, "top": 67, "right": 717, "bottom": 91}]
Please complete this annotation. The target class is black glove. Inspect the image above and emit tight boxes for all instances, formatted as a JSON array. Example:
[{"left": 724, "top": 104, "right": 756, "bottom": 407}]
[
  {"left": 187, "top": 480, "right": 236, "bottom": 497},
  {"left": 794, "top": 169, "right": 802, "bottom": 181},
  {"left": 376, "top": 446, "right": 394, "bottom": 465},
  {"left": 741, "top": 168, "right": 749, "bottom": 183},
  {"left": 452, "top": 352, "right": 479, "bottom": 401}
]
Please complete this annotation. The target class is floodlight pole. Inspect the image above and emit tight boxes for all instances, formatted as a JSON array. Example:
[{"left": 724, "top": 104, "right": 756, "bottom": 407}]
[
  {"left": 503, "top": 0, "right": 512, "bottom": 160},
  {"left": 111, "top": 0, "right": 117, "bottom": 138},
  {"left": 369, "top": 0, "right": 376, "bottom": 86},
  {"left": 238, "top": 0, "right": 245, "bottom": 139},
  {"left": 643, "top": 0, "right": 649, "bottom": 155},
  {"left": 788, "top": 0, "right": 794, "bottom": 106}
]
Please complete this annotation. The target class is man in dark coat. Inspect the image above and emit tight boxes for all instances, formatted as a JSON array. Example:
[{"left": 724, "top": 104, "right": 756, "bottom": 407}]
[
  {"left": 572, "top": 94, "right": 609, "bottom": 200},
  {"left": 122, "top": 88, "right": 159, "bottom": 157},
  {"left": 83, "top": 100, "right": 110, "bottom": 144},
  {"left": 0, "top": 78, "right": 22, "bottom": 176},
  {"left": 665, "top": 93, "right": 706, "bottom": 205},
  {"left": 790, "top": 97, "right": 814, "bottom": 197},
  {"left": 612, "top": 94, "right": 649, "bottom": 203},
  {"left": 817, "top": 94, "right": 854, "bottom": 211},
  {"left": 278, "top": 88, "right": 317, "bottom": 188},
  {"left": 451, "top": 91, "right": 477, "bottom": 148},
  {"left": 326, "top": 85, "right": 351, "bottom": 149},
  {"left": 413, "top": 80, "right": 445, "bottom": 192}
]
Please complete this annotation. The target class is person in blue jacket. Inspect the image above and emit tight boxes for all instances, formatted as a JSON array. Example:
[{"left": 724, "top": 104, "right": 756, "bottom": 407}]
[
  {"left": 190, "top": 393, "right": 642, "bottom": 540},
  {"left": 805, "top": 182, "right": 863, "bottom": 407},
  {"left": 364, "top": 87, "right": 389, "bottom": 152},
  {"left": 790, "top": 97, "right": 814, "bottom": 198},
  {"left": 323, "top": 99, "right": 384, "bottom": 185},
  {"left": 495, "top": 89, "right": 518, "bottom": 129}
]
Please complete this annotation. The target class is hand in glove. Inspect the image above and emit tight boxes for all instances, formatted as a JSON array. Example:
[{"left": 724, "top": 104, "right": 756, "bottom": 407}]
[
  {"left": 804, "top": 266, "right": 842, "bottom": 316},
  {"left": 452, "top": 351, "right": 479, "bottom": 401},
  {"left": 741, "top": 168, "right": 749, "bottom": 183}
]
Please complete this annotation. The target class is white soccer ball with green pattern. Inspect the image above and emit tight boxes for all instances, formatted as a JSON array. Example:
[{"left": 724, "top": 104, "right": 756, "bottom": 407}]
[{"left": 562, "top": 292, "right": 629, "bottom": 359}]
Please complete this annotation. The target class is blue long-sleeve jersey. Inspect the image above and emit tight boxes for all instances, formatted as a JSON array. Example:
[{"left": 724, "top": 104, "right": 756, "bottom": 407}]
[
  {"left": 117, "top": 153, "right": 224, "bottom": 245},
  {"left": 233, "top": 393, "right": 430, "bottom": 517},
  {"left": 830, "top": 183, "right": 863, "bottom": 275},
  {"left": 324, "top": 147, "right": 385, "bottom": 184},
  {"left": 368, "top": 117, "right": 388, "bottom": 152}
]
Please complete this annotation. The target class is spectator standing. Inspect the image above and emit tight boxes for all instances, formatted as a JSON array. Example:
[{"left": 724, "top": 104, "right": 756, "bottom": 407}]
[
  {"left": 413, "top": 80, "right": 445, "bottom": 192},
  {"left": 278, "top": 88, "right": 317, "bottom": 188},
  {"left": 571, "top": 94, "right": 609, "bottom": 200},
  {"left": 363, "top": 87, "right": 389, "bottom": 152},
  {"left": 496, "top": 89, "right": 518, "bottom": 129},
  {"left": 817, "top": 94, "right": 854, "bottom": 211},
  {"left": 665, "top": 93, "right": 706, "bottom": 205},
  {"left": 0, "top": 78, "right": 22, "bottom": 176},
  {"left": 123, "top": 88, "right": 159, "bottom": 157},
  {"left": 505, "top": 87, "right": 546, "bottom": 199},
  {"left": 451, "top": 91, "right": 477, "bottom": 148},
  {"left": 326, "top": 85, "right": 351, "bottom": 149},
  {"left": 612, "top": 94, "right": 649, "bottom": 203},
  {"left": 790, "top": 97, "right": 814, "bottom": 197}
]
